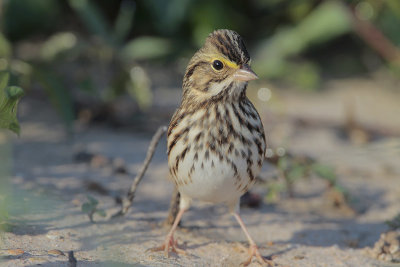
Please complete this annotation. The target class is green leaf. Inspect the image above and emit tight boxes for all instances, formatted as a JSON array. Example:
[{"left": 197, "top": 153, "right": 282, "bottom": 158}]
[
  {"left": 96, "top": 209, "right": 106, "bottom": 217},
  {"left": 4, "top": 86, "right": 24, "bottom": 102},
  {"left": 311, "top": 163, "right": 336, "bottom": 184},
  {"left": 0, "top": 72, "right": 24, "bottom": 135},
  {"left": 0, "top": 72, "right": 9, "bottom": 91},
  {"left": 333, "top": 184, "right": 350, "bottom": 201},
  {"left": 0, "top": 33, "right": 12, "bottom": 58},
  {"left": 265, "top": 182, "right": 285, "bottom": 203},
  {"left": 40, "top": 32, "right": 78, "bottom": 61},
  {"left": 113, "top": 1, "right": 135, "bottom": 44},
  {"left": 87, "top": 195, "right": 99, "bottom": 206},
  {"left": 126, "top": 66, "right": 152, "bottom": 110},
  {"left": 287, "top": 164, "right": 307, "bottom": 182},
  {"left": 277, "top": 156, "right": 288, "bottom": 171},
  {"left": 81, "top": 202, "right": 94, "bottom": 213}
]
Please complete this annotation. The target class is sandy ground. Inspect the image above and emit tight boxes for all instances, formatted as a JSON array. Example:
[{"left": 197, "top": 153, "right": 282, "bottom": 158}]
[{"left": 1, "top": 77, "right": 400, "bottom": 266}]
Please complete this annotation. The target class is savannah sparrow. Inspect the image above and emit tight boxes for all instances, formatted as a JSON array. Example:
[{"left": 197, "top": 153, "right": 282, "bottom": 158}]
[{"left": 151, "top": 29, "right": 271, "bottom": 266}]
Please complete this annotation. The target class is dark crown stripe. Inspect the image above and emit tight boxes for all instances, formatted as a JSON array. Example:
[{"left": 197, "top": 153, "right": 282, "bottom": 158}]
[
  {"left": 225, "top": 32, "right": 243, "bottom": 63},
  {"left": 216, "top": 34, "right": 237, "bottom": 63},
  {"left": 210, "top": 30, "right": 250, "bottom": 65}
]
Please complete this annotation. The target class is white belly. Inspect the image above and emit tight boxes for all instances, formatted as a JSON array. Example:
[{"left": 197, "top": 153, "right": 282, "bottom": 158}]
[{"left": 170, "top": 138, "right": 262, "bottom": 205}]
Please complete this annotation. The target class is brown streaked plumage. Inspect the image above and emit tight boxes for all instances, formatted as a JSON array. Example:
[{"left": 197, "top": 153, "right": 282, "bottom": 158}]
[{"left": 149, "top": 29, "right": 272, "bottom": 266}]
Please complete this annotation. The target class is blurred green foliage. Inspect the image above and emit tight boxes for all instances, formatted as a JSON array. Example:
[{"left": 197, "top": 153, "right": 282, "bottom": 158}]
[
  {"left": 0, "top": 72, "right": 24, "bottom": 135},
  {"left": 0, "top": 0, "right": 399, "bottom": 130},
  {"left": 81, "top": 195, "right": 106, "bottom": 223},
  {"left": 0, "top": 33, "right": 11, "bottom": 57},
  {"left": 254, "top": 1, "right": 353, "bottom": 89}
]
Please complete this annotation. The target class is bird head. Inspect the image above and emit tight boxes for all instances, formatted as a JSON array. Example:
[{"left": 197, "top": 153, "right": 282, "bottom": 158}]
[{"left": 183, "top": 29, "right": 257, "bottom": 102}]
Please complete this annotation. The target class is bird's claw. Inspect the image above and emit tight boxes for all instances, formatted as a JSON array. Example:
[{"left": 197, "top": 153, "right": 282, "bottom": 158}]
[
  {"left": 147, "top": 235, "right": 186, "bottom": 257},
  {"left": 240, "top": 244, "right": 274, "bottom": 267}
]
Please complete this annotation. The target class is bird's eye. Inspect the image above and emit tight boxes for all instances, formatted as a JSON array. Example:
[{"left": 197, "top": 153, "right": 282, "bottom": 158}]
[{"left": 212, "top": 60, "right": 224, "bottom": 71}]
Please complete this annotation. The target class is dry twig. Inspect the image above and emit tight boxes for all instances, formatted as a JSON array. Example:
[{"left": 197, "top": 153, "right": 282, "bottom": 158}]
[{"left": 111, "top": 125, "right": 167, "bottom": 218}]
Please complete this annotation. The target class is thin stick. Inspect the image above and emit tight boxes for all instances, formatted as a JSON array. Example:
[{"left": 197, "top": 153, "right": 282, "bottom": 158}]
[{"left": 111, "top": 125, "right": 167, "bottom": 218}]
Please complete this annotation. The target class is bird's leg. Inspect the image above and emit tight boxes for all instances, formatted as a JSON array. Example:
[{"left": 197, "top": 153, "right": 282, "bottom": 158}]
[
  {"left": 164, "top": 187, "right": 180, "bottom": 226},
  {"left": 148, "top": 207, "right": 187, "bottom": 257},
  {"left": 233, "top": 212, "right": 274, "bottom": 266}
]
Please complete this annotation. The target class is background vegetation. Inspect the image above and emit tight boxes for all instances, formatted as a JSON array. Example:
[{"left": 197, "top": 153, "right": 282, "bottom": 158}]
[{"left": 1, "top": 0, "right": 400, "bottom": 133}]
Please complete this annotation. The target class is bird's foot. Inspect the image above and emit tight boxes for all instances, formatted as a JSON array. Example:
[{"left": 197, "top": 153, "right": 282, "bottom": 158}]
[
  {"left": 147, "top": 235, "right": 186, "bottom": 257},
  {"left": 240, "top": 244, "right": 274, "bottom": 267}
]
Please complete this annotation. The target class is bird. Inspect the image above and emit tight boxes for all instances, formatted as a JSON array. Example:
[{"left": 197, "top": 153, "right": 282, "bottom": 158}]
[{"left": 149, "top": 29, "right": 272, "bottom": 266}]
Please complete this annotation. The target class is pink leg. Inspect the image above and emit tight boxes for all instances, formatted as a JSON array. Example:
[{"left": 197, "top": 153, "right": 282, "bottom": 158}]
[
  {"left": 148, "top": 207, "right": 187, "bottom": 257},
  {"left": 233, "top": 213, "right": 274, "bottom": 266}
]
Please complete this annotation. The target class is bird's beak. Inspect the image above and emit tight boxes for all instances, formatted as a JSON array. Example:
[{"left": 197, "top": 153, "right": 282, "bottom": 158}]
[{"left": 233, "top": 64, "right": 258, "bottom": 82}]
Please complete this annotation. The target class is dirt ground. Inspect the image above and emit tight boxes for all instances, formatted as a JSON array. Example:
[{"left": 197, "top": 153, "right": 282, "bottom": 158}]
[{"left": 1, "top": 76, "right": 400, "bottom": 266}]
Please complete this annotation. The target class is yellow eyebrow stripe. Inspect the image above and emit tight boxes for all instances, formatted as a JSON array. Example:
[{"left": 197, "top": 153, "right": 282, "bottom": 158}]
[{"left": 211, "top": 57, "right": 239, "bottom": 69}]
